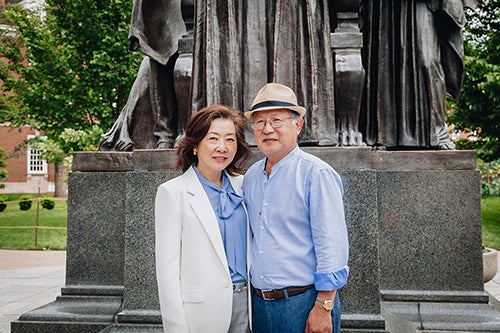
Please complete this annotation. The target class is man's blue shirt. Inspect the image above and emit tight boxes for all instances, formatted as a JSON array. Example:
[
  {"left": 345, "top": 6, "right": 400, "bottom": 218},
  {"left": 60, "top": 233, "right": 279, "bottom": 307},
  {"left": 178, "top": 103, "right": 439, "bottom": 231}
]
[{"left": 243, "top": 147, "right": 349, "bottom": 291}]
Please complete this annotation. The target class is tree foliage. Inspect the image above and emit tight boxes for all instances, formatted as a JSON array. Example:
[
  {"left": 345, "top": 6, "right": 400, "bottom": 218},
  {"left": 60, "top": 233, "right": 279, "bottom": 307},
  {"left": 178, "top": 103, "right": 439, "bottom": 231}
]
[
  {"left": 0, "top": 147, "right": 8, "bottom": 189},
  {"left": 447, "top": 0, "right": 500, "bottom": 161},
  {"left": 477, "top": 158, "right": 500, "bottom": 195},
  {"left": 0, "top": 0, "right": 142, "bottom": 142},
  {"left": 25, "top": 125, "right": 103, "bottom": 165}
]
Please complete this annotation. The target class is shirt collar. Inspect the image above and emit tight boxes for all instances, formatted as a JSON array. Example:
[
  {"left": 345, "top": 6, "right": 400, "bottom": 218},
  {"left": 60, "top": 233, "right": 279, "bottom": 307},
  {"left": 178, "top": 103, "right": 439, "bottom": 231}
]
[{"left": 263, "top": 146, "right": 300, "bottom": 175}]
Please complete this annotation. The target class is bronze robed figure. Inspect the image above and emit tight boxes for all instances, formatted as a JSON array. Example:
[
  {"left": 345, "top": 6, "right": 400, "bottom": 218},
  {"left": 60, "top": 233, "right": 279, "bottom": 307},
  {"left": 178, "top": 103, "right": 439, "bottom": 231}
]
[
  {"left": 100, "top": 0, "right": 338, "bottom": 150},
  {"left": 359, "top": 0, "right": 479, "bottom": 149},
  {"left": 100, "top": 0, "right": 477, "bottom": 151}
]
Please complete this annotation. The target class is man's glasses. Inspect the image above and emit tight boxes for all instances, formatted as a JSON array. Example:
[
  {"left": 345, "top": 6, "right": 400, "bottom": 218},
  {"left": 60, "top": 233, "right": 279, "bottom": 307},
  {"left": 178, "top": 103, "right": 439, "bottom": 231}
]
[{"left": 251, "top": 117, "right": 292, "bottom": 131}]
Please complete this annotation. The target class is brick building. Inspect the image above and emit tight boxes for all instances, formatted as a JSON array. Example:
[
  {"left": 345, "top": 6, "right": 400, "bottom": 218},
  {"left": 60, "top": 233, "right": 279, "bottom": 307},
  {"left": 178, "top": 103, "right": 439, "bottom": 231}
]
[
  {"left": 0, "top": 1, "right": 55, "bottom": 195},
  {"left": 0, "top": 124, "right": 55, "bottom": 194}
]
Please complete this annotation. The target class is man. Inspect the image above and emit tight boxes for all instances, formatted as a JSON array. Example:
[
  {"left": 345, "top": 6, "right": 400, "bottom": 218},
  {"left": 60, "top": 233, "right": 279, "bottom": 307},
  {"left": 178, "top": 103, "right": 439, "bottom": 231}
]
[{"left": 243, "top": 83, "right": 349, "bottom": 333}]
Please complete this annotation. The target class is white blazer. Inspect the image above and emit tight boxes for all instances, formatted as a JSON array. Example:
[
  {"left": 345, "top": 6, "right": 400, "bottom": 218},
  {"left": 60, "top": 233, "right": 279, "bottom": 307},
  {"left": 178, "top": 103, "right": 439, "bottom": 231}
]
[{"left": 155, "top": 166, "right": 250, "bottom": 333}]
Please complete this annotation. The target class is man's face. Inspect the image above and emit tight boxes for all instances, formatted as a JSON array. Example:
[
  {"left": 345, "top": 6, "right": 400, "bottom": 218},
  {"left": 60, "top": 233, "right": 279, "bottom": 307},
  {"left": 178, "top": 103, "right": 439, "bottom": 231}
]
[{"left": 251, "top": 109, "right": 303, "bottom": 162}]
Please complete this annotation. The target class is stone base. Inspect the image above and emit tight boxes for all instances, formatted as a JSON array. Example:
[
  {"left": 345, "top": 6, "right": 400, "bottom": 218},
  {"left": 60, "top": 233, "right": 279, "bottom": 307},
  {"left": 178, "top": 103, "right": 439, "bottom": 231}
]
[
  {"left": 11, "top": 148, "right": 500, "bottom": 332},
  {"left": 341, "top": 314, "right": 387, "bottom": 332},
  {"left": 11, "top": 295, "right": 122, "bottom": 333},
  {"left": 383, "top": 302, "right": 500, "bottom": 332},
  {"left": 99, "top": 324, "right": 164, "bottom": 333}
]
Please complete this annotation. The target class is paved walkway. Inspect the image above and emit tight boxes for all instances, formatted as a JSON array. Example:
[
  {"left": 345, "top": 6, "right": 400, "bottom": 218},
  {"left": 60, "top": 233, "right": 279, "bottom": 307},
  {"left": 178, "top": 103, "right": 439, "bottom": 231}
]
[
  {"left": 0, "top": 250, "right": 499, "bottom": 333},
  {"left": 0, "top": 250, "right": 66, "bottom": 333}
]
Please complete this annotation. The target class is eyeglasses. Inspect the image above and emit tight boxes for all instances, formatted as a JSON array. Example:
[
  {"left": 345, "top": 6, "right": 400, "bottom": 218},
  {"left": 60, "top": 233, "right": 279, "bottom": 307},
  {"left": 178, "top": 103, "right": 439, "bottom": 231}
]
[{"left": 251, "top": 117, "right": 292, "bottom": 130}]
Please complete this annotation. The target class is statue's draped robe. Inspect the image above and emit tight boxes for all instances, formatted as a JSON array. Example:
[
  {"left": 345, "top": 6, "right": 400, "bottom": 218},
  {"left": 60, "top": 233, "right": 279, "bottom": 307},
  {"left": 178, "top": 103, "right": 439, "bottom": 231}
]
[
  {"left": 191, "top": 0, "right": 337, "bottom": 145},
  {"left": 101, "top": 0, "right": 338, "bottom": 149},
  {"left": 359, "top": 0, "right": 475, "bottom": 148}
]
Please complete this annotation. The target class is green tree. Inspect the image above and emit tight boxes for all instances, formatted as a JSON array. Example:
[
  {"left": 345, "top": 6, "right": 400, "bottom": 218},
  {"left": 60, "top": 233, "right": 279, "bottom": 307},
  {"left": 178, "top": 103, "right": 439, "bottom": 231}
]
[
  {"left": 0, "top": 148, "right": 8, "bottom": 189},
  {"left": 0, "top": 0, "right": 142, "bottom": 140},
  {"left": 447, "top": 0, "right": 500, "bottom": 161},
  {"left": 0, "top": 1, "right": 143, "bottom": 196}
]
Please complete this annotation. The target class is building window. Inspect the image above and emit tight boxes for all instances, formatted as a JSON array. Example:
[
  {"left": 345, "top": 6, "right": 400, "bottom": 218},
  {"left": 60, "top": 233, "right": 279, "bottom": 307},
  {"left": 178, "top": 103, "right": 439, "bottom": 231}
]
[{"left": 27, "top": 135, "right": 48, "bottom": 175}]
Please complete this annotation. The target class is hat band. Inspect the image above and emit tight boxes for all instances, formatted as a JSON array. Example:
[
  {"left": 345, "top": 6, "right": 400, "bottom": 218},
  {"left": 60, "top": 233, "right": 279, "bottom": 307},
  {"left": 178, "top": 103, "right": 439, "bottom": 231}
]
[{"left": 250, "top": 100, "right": 297, "bottom": 111}]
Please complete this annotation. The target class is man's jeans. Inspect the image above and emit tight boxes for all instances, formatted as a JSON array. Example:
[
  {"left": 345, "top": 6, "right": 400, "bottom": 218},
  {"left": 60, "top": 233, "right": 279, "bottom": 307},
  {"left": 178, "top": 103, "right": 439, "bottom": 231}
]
[{"left": 252, "top": 287, "right": 341, "bottom": 333}]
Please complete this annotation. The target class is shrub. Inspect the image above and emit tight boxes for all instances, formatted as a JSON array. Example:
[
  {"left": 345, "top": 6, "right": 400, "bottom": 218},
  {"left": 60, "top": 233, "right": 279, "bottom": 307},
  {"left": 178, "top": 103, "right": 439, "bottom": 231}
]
[
  {"left": 18, "top": 195, "right": 33, "bottom": 211},
  {"left": 41, "top": 196, "right": 55, "bottom": 210},
  {"left": 0, "top": 197, "right": 6, "bottom": 212}
]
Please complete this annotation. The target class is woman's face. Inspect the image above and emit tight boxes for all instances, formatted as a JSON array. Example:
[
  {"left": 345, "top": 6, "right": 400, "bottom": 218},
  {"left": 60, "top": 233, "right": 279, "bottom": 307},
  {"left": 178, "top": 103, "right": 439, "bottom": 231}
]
[{"left": 196, "top": 118, "right": 238, "bottom": 179}]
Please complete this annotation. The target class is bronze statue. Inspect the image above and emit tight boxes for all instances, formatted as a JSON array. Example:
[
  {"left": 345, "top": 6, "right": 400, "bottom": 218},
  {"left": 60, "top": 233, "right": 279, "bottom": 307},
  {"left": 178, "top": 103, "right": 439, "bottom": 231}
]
[
  {"left": 100, "top": 0, "right": 186, "bottom": 150},
  {"left": 191, "top": 0, "right": 337, "bottom": 145},
  {"left": 100, "top": 0, "right": 340, "bottom": 150},
  {"left": 99, "top": 0, "right": 476, "bottom": 151},
  {"left": 359, "top": 0, "right": 478, "bottom": 149}
]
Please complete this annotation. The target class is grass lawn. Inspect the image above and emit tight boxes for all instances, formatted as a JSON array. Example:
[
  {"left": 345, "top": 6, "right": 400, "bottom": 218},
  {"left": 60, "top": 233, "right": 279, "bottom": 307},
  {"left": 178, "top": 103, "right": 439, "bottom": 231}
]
[
  {"left": 0, "top": 195, "right": 67, "bottom": 250},
  {"left": 0, "top": 194, "right": 498, "bottom": 251},
  {"left": 482, "top": 196, "right": 500, "bottom": 250}
]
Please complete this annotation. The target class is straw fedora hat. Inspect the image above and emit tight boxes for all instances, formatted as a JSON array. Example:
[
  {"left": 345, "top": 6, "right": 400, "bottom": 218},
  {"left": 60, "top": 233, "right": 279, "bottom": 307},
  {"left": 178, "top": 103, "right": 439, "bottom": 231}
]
[{"left": 244, "top": 83, "right": 306, "bottom": 119}]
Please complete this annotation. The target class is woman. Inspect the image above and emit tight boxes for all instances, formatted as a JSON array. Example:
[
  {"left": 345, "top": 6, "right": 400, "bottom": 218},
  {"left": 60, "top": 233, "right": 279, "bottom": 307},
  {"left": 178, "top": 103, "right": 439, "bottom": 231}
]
[{"left": 155, "top": 105, "right": 252, "bottom": 332}]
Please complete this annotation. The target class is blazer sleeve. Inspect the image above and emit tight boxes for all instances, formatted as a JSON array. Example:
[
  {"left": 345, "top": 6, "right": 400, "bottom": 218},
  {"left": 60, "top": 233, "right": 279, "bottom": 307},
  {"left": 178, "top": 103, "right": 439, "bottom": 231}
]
[{"left": 155, "top": 182, "right": 189, "bottom": 332}]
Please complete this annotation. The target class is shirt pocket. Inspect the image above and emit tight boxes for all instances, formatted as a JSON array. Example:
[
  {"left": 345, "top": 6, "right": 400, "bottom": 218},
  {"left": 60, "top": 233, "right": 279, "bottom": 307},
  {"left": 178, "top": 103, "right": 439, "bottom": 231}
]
[{"left": 181, "top": 286, "right": 204, "bottom": 303}]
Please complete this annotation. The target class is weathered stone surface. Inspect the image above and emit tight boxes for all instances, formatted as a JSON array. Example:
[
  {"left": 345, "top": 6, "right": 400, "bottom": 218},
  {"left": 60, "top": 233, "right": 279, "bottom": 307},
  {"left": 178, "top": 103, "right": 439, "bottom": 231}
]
[
  {"left": 65, "top": 172, "right": 126, "bottom": 293},
  {"left": 377, "top": 170, "right": 483, "bottom": 294},
  {"left": 371, "top": 150, "right": 476, "bottom": 170},
  {"left": 73, "top": 152, "right": 134, "bottom": 172},
  {"left": 383, "top": 302, "right": 500, "bottom": 332},
  {"left": 118, "top": 170, "right": 179, "bottom": 325}
]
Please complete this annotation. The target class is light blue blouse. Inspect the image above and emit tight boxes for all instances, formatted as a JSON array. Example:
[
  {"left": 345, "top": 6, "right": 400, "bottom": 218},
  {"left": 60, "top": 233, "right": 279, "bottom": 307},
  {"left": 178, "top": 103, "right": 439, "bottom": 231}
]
[{"left": 194, "top": 166, "right": 247, "bottom": 283}]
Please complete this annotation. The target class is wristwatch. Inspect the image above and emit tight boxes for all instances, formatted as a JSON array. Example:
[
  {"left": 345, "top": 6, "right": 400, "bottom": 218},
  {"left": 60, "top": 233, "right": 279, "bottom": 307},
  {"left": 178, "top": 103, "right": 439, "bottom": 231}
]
[{"left": 316, "top": 297, "right": 334, "bottom": 311}]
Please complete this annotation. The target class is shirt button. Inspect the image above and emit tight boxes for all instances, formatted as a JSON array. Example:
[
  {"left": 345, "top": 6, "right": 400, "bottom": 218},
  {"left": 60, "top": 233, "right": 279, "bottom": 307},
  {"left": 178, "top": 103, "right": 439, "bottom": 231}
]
[
  {"left": 259, "top": 251, "right": 263, "bottom": 255},
  {"left": 263, "top": 202, "right": 268, "bottom": 207},
  {"left": 261, "top": 226, "right": 264, "bottom": 230},
  {"left": 260, "top": 275, "right": 264, "bottom": 279}
]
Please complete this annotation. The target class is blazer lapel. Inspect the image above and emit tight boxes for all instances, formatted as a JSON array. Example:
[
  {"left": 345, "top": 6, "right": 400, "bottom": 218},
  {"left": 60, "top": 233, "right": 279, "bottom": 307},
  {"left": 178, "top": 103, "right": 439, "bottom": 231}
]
[{"left": 184, "top": 167, "right": 229, "bottom": 273}]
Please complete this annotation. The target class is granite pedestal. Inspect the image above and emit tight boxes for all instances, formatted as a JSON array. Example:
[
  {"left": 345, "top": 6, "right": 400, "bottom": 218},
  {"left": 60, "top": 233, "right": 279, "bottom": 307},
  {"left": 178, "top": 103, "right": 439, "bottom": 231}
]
[{"left": 11, "top": 148, "right": 500, "bottom": 333}]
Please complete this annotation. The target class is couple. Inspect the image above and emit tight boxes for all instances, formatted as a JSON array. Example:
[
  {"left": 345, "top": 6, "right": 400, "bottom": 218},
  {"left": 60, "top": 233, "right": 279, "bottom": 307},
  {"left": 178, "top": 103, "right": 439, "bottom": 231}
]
[{"left": 155, "top": 83, "right": 350, "bottom": 333}]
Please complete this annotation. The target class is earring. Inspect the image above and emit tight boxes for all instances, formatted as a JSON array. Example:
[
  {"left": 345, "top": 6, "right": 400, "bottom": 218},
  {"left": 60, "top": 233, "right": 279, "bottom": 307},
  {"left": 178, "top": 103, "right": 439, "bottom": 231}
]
[{"left": 193, "top": 149, "right": 197, "bottom": 156}]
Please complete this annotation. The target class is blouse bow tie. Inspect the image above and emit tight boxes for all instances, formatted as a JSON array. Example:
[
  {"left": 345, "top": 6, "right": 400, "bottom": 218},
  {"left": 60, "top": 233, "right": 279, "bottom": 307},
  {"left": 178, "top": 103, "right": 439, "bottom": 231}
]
[{"left": 218, "top": 189, "right": 244, "bottom": 219}]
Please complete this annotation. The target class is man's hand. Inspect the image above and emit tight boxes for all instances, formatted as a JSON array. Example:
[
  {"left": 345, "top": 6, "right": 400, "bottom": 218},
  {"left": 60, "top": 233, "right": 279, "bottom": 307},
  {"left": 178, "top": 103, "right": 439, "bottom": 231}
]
[
  {"left": 304, "top": 290, "right": 336, "bottom": 333},
  {"left": 305, "top": 303, "right": 332, "bottom": 333}
]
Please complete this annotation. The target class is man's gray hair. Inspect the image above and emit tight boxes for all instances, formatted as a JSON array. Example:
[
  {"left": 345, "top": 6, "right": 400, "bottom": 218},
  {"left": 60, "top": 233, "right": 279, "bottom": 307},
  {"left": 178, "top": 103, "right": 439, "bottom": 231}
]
[{"left": 288, "top": 110, "right": 301, "bottom": 120}]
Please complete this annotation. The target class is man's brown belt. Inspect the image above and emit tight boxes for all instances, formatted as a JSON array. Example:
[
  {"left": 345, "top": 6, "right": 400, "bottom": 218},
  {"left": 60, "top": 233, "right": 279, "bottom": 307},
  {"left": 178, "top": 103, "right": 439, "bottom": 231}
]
[{"left": 253, "top": 284, "right": 315, "bottom": 301}]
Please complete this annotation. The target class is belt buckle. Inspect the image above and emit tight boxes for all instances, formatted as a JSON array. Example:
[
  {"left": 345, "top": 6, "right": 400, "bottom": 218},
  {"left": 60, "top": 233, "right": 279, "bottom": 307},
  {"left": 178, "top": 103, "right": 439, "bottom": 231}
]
[{"left": 261, "top": 289, "right": 275, "bottom": 301}]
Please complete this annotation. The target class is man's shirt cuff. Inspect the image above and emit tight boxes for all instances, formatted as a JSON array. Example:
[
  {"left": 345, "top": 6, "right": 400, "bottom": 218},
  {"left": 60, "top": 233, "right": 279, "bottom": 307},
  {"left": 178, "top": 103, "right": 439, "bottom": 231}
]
[{"left": 314, "top": 266, "right": 349, "bottom": 290}]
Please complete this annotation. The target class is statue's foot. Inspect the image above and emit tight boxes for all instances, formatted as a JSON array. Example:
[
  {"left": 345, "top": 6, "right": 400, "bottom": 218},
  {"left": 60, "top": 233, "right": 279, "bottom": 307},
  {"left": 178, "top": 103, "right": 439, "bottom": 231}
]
[
  {"left": 338, "top": 131, "right": 366, "bottom": 146},
  {"left": 339, "top": 131, "right": 349, "bottom": 146},
  {"left": 348, "top": 131, "right": 366, "bottom": 146},
  {"left": 115, "top": 139, "right": 134, "bottom": 151},
  {"left": 438, "top": 141, "right": 456, "bottom": 150},
  {"left": 99, "top": 136, "right": 133, "bottom": 151},
  {"left": 157, "top": 141, "right": 174, "bottom": 149},
  {"left": 372, "top": 145, "right": 387, "bottom": 151}
]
